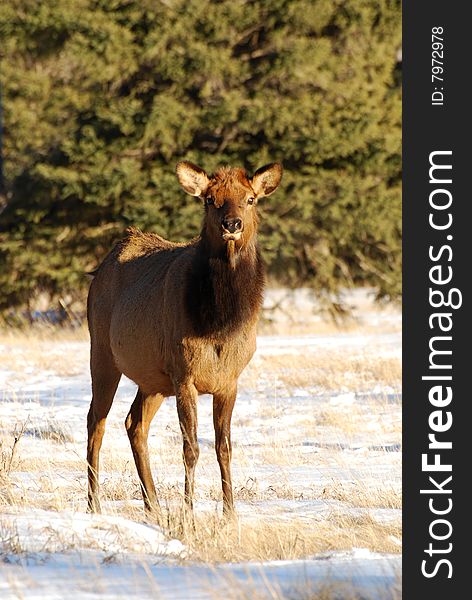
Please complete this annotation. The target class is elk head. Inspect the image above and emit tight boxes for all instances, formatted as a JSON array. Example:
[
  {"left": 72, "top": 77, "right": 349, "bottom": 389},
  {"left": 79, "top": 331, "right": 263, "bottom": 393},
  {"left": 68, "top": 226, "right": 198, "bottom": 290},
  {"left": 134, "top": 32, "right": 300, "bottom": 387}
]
[{"left": 176, "top": 161, "right": 283, "bottom": 269}]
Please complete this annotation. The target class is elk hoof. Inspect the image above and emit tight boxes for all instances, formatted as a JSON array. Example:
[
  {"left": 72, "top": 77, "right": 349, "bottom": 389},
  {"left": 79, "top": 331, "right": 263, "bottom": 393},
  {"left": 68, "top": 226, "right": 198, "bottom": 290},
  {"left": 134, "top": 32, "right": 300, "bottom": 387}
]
[{"left": 87, "top": 497, "right": 101, "bottom": 514}]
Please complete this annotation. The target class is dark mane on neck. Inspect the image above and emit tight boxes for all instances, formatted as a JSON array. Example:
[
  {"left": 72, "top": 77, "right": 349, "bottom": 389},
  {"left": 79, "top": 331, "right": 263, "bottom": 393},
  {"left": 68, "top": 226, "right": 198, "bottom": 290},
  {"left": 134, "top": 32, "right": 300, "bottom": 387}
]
[{"left": 185, "top": 241, "right": 265, "bottom": 338}]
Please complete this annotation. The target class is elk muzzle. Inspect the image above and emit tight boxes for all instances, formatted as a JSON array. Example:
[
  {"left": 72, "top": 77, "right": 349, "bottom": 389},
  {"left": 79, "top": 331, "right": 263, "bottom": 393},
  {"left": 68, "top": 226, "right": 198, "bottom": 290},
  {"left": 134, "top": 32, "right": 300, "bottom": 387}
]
[{"left": 222, "top": 217, "right": 243, "bottom": 241}]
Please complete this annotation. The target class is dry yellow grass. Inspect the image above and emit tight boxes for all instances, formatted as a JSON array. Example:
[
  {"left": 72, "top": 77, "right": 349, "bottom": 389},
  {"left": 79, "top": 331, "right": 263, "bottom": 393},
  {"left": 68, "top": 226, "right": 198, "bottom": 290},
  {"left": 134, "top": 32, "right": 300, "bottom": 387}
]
[
  {"left": 0, "top": 416, "right": 401, "bottom": 564},
  {"left": 245, "top": 353, "right": 401, "bottom": 395},
  {"left": 0, "top": 324, "right": 89, "bottom": 343},
  {"left": 0, "top": 299, "right": 401, "bottom": 567},
  {"left": 0, "top": 504, "right": 402, "bottom": 599},
  {"left": 320, "top": 481, "right": 402, "bottom": 510},
  {"left": 152, "top": 511, "right": 402, "bottom": 563},
  {"left": 0, "top": 342, "right": 89, "bottom": 378}
]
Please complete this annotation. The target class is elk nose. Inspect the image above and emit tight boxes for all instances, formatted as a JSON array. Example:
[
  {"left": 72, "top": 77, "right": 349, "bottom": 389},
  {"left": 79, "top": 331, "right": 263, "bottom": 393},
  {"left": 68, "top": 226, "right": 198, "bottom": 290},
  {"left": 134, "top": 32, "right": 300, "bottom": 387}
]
[{"left": 222, "top": 217, "right": 243, "bottom": 233}]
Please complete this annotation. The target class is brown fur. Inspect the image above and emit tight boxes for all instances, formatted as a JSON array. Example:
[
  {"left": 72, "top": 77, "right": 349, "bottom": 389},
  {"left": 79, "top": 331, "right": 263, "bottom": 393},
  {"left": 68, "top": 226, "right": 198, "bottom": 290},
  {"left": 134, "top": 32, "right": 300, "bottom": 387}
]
[{"left": 86, "top": 162, "right": 282, "bottom": 516}]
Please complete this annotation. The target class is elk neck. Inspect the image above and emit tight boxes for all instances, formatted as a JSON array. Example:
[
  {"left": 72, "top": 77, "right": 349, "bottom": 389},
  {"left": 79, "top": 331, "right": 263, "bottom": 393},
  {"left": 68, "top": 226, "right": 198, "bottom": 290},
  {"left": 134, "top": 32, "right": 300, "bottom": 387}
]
[{"left": 185, "top": 234, "right": 265, "bottom": 338}]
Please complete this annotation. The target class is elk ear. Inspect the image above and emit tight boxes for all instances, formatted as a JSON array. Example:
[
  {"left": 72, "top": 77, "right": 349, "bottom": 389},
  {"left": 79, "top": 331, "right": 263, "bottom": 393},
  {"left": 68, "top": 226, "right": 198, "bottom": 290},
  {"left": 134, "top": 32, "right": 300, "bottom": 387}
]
[
  {"left": 251, "top": 163, "right": 283, "bottom": 197},
  {"left": 176, "top": 161, "right": 210, "bottom": 197}
]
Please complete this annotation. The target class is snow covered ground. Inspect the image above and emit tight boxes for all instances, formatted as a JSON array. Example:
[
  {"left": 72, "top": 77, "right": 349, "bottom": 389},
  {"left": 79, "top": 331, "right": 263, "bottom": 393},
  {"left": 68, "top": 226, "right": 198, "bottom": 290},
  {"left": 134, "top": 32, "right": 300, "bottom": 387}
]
[{"left": 0, "top": 289, "right": 401, "bottom": 598}]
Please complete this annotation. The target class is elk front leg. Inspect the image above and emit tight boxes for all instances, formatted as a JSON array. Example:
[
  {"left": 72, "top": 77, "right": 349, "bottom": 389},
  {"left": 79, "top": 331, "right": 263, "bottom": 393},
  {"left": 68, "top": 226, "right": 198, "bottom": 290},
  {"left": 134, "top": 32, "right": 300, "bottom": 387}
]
[
  {"left": 125, "top": 389, "right": 164, "bottom": 514},
  {"left": 175, "top": 382, "right": 199, "bottom": 511},
  {"left": 213, "top": 386, "right": 237, "bottom": 515}
]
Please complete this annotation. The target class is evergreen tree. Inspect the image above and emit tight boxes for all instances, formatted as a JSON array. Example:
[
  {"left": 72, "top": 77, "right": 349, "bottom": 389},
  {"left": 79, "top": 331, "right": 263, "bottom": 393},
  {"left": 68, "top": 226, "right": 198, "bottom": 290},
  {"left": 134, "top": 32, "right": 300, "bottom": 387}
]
[{"left": 0, "top": 0, "right": 401, "bottom": 313}]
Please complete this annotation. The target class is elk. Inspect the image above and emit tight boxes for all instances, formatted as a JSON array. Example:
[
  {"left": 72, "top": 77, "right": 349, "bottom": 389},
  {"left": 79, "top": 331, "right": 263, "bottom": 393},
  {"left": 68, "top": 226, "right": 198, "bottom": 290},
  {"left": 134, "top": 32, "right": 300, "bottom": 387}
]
[{"left": 86, "top": 161, "right": 283, "bottom": 516}]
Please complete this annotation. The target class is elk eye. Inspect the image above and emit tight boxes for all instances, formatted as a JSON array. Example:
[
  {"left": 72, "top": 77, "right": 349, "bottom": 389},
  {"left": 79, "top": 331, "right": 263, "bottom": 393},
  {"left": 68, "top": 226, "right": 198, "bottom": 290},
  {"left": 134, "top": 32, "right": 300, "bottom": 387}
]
[
  {"left": 247, "top": 197, "right": 255, "bottom": 205},
  {"left": 206, "top": 196, "right": 214, "bottom": 206}
]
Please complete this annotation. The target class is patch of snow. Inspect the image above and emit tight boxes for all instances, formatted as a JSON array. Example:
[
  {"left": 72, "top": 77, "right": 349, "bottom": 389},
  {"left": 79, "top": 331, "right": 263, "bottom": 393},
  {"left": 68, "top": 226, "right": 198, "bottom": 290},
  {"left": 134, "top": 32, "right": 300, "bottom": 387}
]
[
  {"left": 0, "top": 509, "right": 185, "bottom": 558},
  {"left": 0, "top": 551, "right": 401, "bottom": 600},
  {"left": 329, "top": 391, "right": 356, "bottom": 405},
  {"left": 256, "top": 332, "right": 401, "bottom": 358},
  {"left": 0, "top": 292, "right": 401, "bottom": 598}
]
